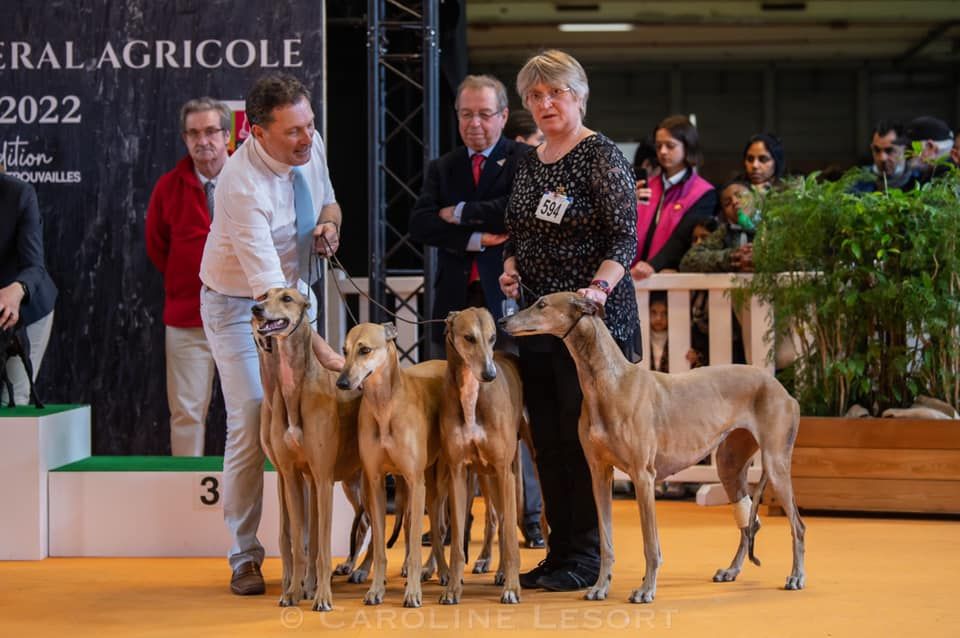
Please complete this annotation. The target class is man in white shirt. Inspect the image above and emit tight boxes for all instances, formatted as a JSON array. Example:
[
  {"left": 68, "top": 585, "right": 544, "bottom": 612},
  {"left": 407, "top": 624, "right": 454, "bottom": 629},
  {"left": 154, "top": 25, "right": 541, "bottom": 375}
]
[{"left": 199, "top": 73, "right": 343, "bottom": 595}]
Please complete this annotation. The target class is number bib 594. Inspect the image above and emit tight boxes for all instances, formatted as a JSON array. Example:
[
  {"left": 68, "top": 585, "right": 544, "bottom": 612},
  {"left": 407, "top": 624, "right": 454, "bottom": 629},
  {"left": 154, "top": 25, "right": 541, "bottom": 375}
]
[{"left": 535, "top": 191, "right": 572, "bottom": 224}]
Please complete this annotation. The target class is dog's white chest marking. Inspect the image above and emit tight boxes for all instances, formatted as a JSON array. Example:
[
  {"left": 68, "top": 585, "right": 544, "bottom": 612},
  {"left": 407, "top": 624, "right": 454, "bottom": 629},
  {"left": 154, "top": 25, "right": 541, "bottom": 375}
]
[
  {"left": 278, "top": 348, "right": 296, "bottom": 396},
  {"left": 457, "top": 367, "right": 491, "bottom": 463}
]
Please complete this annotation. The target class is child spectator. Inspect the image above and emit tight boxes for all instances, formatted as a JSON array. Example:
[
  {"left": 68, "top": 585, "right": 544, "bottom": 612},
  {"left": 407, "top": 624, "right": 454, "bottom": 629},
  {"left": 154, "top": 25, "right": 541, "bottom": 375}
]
[{"left": 649, "top": 292, "right": 669, "bottom": 372}]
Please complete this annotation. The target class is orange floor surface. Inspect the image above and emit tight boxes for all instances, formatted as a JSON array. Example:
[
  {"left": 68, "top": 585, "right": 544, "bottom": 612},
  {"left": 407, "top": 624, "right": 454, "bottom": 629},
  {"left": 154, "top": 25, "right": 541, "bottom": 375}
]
[{"left": 1, "top": 499, "right": 957, "bottom": 638}]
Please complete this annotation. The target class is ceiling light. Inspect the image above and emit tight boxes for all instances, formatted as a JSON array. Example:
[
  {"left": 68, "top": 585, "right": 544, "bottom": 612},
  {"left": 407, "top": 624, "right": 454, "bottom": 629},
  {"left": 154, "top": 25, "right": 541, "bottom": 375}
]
[{"left": 558, "top": 23, "right": 635, "bottom": 32}]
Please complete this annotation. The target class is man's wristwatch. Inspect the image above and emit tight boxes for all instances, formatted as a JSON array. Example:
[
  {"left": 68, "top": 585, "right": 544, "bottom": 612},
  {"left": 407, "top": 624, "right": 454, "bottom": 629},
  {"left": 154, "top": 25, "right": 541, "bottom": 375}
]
[{"left": 590, "top": 279, "right": 612, "bottom": 295}]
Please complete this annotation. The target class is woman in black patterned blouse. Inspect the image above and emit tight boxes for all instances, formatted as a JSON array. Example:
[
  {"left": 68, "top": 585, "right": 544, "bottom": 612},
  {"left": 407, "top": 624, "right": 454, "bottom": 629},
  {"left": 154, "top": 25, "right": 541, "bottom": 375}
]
[{"left": 499, "top": 49, "right": 638, "bottom": 593}]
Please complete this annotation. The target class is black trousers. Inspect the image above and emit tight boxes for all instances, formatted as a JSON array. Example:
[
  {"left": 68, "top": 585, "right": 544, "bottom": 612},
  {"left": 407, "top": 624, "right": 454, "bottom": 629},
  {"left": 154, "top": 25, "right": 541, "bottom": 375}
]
[{"left": 518, "top": 332, "right": 634, "bottom": 568}]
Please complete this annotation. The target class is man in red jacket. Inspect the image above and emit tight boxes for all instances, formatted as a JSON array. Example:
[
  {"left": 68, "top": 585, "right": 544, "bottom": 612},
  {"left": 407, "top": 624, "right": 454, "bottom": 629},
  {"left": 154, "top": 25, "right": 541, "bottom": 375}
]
[{"left": 146, "top": 98, "right": 231, "bottom": 456}]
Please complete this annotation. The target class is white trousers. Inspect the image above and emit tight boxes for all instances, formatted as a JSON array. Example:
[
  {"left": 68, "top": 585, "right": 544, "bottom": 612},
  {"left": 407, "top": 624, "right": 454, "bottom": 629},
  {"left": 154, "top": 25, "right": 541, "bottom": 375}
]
[
  {"left": 5, "top": 310, "right": 54, "bottom": 406},
  {"left": 165, "top": 326, "right": 216, "bottom": 456}
]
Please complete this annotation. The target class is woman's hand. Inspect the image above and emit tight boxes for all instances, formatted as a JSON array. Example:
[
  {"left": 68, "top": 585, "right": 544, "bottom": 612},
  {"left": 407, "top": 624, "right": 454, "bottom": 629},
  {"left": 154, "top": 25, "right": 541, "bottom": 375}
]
[
  {"left": 577, "top": 286, "right": 608, "bottom": 306},
  {"left": 630, "top": 260, "right": 654, "bottom": 280},
  {"left": 499, "top": 257, "right": 520, "bottom": 299}
]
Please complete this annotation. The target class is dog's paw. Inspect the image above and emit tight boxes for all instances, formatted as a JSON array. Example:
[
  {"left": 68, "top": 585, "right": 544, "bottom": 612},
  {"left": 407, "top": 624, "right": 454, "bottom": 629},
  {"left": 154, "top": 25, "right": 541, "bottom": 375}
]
[
  {"left": 347, "top": 568, "right": 369, "bottom": 584},
  {"left": 585, "top": 585, "right": 608, "bottom": 601},
  {"left": 493, "top": 570, "right": 505, "bottom": 586},
  {"left": 400, "top": 565, "right": 408, "bottom": 578},
  {"left": 500, "top": 588, "right": 520, "bottom": 605},
  {"left": 785, "top": 574, "right": 805, "bottom": 590},
  {"left": 333, "top": 562, "right": 352, "bottom": 576},
  {"left": 312, "top": 598, "right": 333, "bottom": 612},
  {"left": 402, "top": 590, "right": 422, "bottom": 608},
  {"left": 439, "top": 589, "right": 461, "bottom": 605},
  {"left": 713, "top": 568, "right": 740, "bottom": 582},
  {"left": 363, "top": 588, "right": 384, "bottom": 606},
  {"left": 628, "top": 587, "right": 655, "bottom": 604},
  {"left": 279, "top": 594, "right": 299, "bottom": 607},
  {"left": 472, "top": 558, "right": 491, "bottom": 574},
  {"left": 438, "top": 572, "right": 450, "bottom": 587}
]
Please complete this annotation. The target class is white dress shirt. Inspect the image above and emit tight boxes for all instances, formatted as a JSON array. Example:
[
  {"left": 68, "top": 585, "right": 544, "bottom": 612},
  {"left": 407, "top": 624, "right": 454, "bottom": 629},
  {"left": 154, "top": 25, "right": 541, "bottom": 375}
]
[{"left": 200, "top": 131, "right": 336, "bottom": 298}]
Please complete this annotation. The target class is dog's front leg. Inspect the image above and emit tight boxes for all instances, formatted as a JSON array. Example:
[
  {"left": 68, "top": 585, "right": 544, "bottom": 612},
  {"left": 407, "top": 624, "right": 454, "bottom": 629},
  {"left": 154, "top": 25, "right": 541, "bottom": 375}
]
[
  {"left": 439, "top": 460, "right": 468, "bottom": 604},
  {"left": 585, "top": 459, "right": 615, "bottom": 601},
  {"left": 495, "top": 462, "right": 521, "bottom": 603},
  {"left": 629, "top": 467, "right": 662, "bottom": 604},
  {"left": 361, "top": 471, "right": 388, "bottom": 605},
  {"left": 303, "top": 477, "right": 318, "bottom": 601},
  {"left": 311, "top": 473, "right": 335, "bottom": 611},
  {"left": 276, "top": 470, "right": 293, "bottom": 598},
  {"left": 279, "top": 470, "right": 307, "bottom": 606},
  {"left": 402, "top": 473, "right": 427, "bottom": 608}
]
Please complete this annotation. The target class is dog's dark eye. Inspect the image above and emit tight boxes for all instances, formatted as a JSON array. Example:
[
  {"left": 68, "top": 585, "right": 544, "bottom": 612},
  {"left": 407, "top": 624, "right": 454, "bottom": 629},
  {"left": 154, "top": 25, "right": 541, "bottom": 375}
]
[
  {"left": 537, "top": 300, "right": 547, "bottom": 309},
  {"left": 488, "top": 334, "right": 496, "bottom": 345},
  {"left": 465, "top": 335, "right": 476, "bottom": 344},
  {"left": 359, "top": 346, "right": 372, "bottom": 355},
  {"left": 281, "top": 295, "right": 293, "bottom": 303}
]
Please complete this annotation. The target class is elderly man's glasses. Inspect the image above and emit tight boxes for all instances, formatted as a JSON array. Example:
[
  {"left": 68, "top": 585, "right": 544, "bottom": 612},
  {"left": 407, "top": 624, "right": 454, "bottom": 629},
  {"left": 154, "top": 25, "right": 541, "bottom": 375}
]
[
  {"left": 184, "top": 127, "right": 226, "bottom": 140},
  {"left": 457, "top": 110, "right": 501, "bottom": 122},
  {"left": 525, "top": 87, "right": 572, "bottom": 106}
]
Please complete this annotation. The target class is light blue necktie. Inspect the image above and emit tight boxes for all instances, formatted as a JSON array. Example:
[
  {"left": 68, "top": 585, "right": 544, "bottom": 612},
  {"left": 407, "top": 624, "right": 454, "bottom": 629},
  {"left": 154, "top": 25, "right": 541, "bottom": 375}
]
[{"left": 292, "top": 167, "right": 317, "bottom": 284}]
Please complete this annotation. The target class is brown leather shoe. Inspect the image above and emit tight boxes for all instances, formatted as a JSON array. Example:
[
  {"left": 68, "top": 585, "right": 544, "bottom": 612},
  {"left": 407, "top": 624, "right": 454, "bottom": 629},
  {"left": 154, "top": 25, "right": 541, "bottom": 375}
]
[{"left": 230, "top": 561, "right": 265, "bottom": 595}]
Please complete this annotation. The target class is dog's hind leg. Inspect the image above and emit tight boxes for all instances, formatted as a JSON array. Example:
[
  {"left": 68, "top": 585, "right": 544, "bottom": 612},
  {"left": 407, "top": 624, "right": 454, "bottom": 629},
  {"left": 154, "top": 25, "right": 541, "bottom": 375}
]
[
  {"left": 336, "top": 475, "right": 364, "bottom": 576},
  {"left": 472, "top": 472, "right": 497, "bottom": 575},
  {"left": 585, "top": 460, "right": 615, "bottom": 601},
  {"left": 424, "top": 461, "right": 450, "bottom": 586},
  {"left": 763, "top": 448, "right": 806, "bottom": 590},
  {"left": 713, "top": 428, "right": 760, "bottom": 583}
]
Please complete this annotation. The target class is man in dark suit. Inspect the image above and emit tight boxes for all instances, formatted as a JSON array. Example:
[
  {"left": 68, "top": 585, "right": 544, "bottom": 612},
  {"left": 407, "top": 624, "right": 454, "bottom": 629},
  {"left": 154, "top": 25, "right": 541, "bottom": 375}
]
[
  {"left": 0, "top": 173, "right": 58, "bottom": 405},
  {"left": 410, "top": 74, "right": 544, "bottom": 548}
]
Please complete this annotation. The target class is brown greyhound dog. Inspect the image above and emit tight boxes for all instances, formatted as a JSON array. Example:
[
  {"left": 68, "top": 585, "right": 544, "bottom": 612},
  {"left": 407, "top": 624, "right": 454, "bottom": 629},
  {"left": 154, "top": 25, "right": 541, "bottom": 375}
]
[
  {"left": 336, "top": 322, "right": 449, "bottom": 608},
  {"left": 501, "top": 292, "right": 805, "bottom": 603},
  {"left": 252, "top": 287, "right": 367, "bottom": 610},
  {"left": 438, "top": 307, "right": 525, "bottom": 605}
]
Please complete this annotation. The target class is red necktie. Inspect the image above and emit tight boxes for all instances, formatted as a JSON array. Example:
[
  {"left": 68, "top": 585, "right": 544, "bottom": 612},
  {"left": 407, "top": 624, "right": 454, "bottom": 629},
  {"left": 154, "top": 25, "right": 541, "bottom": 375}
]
[
  {"left": 471, "top": 153, "right": 485, "bottom": 186},
  {"left": 469, "top": 153, "right": 485, "bottom": 284}
]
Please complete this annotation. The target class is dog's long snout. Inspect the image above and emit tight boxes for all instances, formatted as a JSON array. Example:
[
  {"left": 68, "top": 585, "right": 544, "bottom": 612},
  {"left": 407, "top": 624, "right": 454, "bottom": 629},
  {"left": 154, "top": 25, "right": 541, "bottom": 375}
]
[
  {"left": 496, "top": 316, "right": 508, "bottom": 328},
  {"left": 481, "top": 362, "right": 497, "bottom": 382},
  {"left": 335, "top": 372, "right": 352, "bottom": 390}
]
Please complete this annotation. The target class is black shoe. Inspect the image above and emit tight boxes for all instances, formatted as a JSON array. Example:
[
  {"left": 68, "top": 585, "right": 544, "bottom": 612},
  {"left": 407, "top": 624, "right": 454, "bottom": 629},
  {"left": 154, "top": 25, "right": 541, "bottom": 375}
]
[
  {"left": 536, "top": 561, "right": 598, "bottom": 592},
  {"left": 519, "top": 555, "right": 561, "bottom": 589},
  {"left": 522, "top": 524, "right": 545, "bottom": 549},
  {"left": 230, "top": 561, "right": 265, "bottom": 595}
]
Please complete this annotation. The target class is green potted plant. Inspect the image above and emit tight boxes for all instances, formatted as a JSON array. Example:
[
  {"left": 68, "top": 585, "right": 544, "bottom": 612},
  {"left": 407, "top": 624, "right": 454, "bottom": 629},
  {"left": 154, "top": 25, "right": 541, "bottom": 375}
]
[{"left": 742, "top": 163, "right": 960, "bottom": 514}]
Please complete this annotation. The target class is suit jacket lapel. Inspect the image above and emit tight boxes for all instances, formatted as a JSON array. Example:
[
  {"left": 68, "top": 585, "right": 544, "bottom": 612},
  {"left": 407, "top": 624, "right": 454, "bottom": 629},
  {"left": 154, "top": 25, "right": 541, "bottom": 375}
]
[
  {"left": 451, "top": 147, "right": 475, "bottom": 198},
  {"left": 475, "top": 137, "right": 508, "bottom": 195}
]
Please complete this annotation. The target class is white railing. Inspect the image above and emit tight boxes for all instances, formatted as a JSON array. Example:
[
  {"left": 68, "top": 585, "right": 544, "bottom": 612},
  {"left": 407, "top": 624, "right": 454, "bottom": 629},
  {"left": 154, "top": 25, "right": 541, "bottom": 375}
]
[{"left": 322, "top": 269, "right": 772, "bottom": 497}]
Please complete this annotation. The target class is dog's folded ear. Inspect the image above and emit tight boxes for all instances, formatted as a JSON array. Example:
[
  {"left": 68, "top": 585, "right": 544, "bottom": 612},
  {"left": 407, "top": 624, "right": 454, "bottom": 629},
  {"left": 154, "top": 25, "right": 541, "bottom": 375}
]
[
  {"left": 443, "top": 311, "right": 460, "bottom": 336},
  {"left": 381, "top": 322, "right": 399, "bottom": 342},
  {"left": 571, "top": 294, "right": 606, "bottom": 319}
]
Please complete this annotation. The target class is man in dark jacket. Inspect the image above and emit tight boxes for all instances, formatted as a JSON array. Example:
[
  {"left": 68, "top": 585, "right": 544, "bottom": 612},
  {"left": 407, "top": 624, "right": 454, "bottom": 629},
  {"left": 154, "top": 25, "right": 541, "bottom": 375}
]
[
  {"left": 0, "top": 173, "right": 58, "bottom": 405},
  {"left": 146, "top": 98, "right": 230, "bottom": 456}
]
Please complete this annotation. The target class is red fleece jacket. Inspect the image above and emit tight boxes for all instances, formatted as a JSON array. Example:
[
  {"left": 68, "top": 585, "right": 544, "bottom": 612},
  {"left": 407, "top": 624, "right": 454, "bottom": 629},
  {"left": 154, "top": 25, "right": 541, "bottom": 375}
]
[{"left": 145, "top": 155, "right": 212, "bottom": 328}]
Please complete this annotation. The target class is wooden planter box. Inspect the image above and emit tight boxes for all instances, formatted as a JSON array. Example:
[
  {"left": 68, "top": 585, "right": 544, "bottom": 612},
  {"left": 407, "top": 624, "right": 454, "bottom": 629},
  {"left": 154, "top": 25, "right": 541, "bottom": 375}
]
[{"left": 765, "top": 417, "right": 960, "bottom": 515}]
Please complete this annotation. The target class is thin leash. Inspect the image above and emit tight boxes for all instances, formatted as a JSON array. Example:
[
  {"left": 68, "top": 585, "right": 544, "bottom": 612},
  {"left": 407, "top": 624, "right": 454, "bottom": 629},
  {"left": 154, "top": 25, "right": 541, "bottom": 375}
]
[{"left": 317, "top": 235, "right": 448, "bottom": 329}]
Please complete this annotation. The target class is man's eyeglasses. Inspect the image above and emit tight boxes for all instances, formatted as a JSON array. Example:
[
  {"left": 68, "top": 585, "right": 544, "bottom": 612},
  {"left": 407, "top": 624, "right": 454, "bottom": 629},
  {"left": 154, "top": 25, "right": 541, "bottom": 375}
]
[
  {"left": 184, "top": 127, "right": 226, "bottom": 140},
  {"left": 525, "top": 87, "right": 572, "bottom": 106},
  {"left": 457, "top": 110, "right": 502, "bottom": 122}
]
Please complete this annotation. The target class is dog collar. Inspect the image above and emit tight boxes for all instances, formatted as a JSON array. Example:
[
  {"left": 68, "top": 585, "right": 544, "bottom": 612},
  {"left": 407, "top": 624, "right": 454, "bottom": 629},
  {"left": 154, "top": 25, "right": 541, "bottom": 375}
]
[{"left": 560, "top": 311, "right": 587, "bottom": 341}]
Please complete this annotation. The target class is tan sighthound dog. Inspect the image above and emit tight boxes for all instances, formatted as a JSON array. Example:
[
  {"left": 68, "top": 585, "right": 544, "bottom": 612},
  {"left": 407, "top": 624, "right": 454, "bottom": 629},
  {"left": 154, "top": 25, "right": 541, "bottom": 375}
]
[
  {"left": 252, "top": 288, "right": 366, "bottom": 610},
  {"left": 501, "top": 292, "right": 805, "bottom": 603},
  {"left": 336, "top": 322, "right": 449, "bottom": 608},
  {"left": 438, "top": 307, "right": 525, "bottom": 605}
]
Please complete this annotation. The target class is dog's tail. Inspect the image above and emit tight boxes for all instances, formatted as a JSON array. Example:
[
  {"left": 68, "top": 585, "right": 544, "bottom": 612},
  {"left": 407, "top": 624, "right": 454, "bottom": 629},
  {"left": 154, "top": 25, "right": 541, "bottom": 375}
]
[
  {"left": 747, "top": 469, "right": 768, "bottom": 567},
  {"left": 283, "top": 425, "right": 304, "bottom": 453}
]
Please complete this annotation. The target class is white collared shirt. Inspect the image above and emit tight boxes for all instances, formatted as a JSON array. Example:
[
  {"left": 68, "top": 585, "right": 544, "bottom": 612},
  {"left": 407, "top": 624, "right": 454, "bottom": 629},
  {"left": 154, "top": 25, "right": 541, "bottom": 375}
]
[
  {"left": 200, "top": 131, "right": 336, "bottom": 298},
  {"left": 662, "top": 167, "right": 688, "bottom": 191}
]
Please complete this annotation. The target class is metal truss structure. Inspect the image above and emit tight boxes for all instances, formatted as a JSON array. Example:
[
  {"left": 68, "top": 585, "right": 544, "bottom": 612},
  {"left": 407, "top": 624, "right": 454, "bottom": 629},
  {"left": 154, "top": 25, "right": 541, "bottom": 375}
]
[{"left": 366, "top": 0, "right": 439, "bottom": 363}]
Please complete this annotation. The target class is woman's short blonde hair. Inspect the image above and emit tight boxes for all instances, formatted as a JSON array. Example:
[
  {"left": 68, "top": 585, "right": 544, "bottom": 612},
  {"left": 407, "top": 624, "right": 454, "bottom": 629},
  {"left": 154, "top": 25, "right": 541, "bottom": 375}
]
[{"left": 516, "top": 49, "right": 589, "bottom": 117}]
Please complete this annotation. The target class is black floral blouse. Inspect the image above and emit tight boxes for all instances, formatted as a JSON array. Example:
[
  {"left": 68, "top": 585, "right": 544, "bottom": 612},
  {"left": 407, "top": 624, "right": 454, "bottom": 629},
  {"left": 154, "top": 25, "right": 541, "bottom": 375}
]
[{"left": 504, "top": 133, "right": 639, "bottom": 343}]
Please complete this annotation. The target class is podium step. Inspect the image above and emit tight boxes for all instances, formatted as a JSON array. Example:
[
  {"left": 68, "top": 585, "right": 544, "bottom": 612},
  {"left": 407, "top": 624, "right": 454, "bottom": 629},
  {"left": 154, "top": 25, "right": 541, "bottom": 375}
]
[{"left": 49, "top": 456, "right": 352, "bottom": 558}]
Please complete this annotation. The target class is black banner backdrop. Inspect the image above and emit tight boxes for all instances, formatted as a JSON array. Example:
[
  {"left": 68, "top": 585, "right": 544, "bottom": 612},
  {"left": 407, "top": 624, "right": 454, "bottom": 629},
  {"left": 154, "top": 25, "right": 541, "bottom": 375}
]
[{"left": 1, "top": 2, "right": 325, "bottom": 454}]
